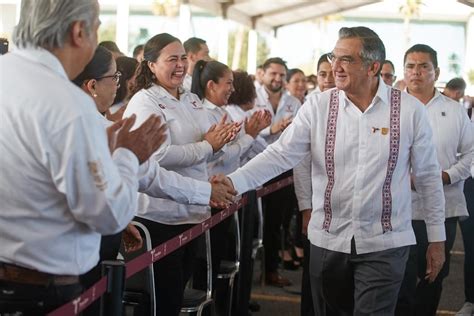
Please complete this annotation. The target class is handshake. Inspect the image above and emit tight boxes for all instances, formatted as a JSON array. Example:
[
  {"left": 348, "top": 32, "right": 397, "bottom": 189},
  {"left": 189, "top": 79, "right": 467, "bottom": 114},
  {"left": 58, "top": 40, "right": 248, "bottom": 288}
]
[{"left": 209, "top": 174, "right": 237, "bottom": 209}]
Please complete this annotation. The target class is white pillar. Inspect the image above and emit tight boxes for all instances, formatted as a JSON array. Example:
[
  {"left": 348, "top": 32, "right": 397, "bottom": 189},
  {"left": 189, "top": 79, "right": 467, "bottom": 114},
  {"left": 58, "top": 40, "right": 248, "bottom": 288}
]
[
  {"left": 247, "top": 29, "right": 257, "bottom": 74},
  {"left": 465, "top": 13, "right": 474, "bottom": 86},
  {"left": 0, "top": 4, "right": 17, "bottom": 39},
  {"left": 178, "top": 3, "right": 192, "bottom": 41},
  {"left": 115, "top": 0, "right": 129, "bottom": 54},
  {"left": 217, "top": 17, "right": 229, "bottom": 64},
  {"left": 269, "top": 30, "right": 279, "bottom": 57}
]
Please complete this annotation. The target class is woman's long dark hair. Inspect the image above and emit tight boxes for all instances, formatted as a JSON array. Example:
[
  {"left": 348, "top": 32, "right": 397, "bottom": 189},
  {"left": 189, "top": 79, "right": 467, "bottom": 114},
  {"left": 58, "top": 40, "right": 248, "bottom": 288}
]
[
  {"left": 191, "top": 59, "right": 230, "bottom": 100},
  {"left": 72, "top": 46, "right": 113, "bottom": 86},
  {"left": 131, "top": 33, "right": 180, "bottom": 96},
  {"left": 113, "top": 56, "right": 138, "bottom": 104},
  {"left": 227, "top": 70, "right": 256, "bottom": 106}
]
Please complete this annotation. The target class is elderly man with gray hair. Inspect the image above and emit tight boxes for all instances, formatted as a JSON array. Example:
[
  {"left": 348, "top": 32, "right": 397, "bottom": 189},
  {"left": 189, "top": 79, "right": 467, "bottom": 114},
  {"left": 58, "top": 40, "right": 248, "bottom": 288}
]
[
  {"left": 0, "top": 0, "right": 167, "bottom": 314},
  {"left": 220, "top": 26, "right": 446, "bottom": 315}
]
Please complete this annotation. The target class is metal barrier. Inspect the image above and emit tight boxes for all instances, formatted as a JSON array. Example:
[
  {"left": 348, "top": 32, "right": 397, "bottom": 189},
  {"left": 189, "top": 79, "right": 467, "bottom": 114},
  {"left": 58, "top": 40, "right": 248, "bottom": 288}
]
[{"left": 47, "top": 176, "right": 294, "bottom": 316}]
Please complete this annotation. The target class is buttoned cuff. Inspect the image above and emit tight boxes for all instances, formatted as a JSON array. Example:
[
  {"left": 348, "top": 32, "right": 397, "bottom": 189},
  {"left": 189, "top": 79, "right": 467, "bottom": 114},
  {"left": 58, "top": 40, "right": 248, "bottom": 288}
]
[
  {"left": 444, "top": 168, "right": 460, "bottom": 185},
  {"left": 193, "top": 181, "right": 212, "bottom": 205},
  {"left": 426, "top": 223, "right": 446, "bottom": 242},
  {"left": 228, "top": 172, "right": 249, "bottom": 195},
  {"left": 112, "top": 147, "right": 139, "bottom": 173},
  {"left": 260, "top": 126, "right": 271, "bottom": 137},
  {"left": 298, "top": 200, "right": 312, "bottom": 211}
]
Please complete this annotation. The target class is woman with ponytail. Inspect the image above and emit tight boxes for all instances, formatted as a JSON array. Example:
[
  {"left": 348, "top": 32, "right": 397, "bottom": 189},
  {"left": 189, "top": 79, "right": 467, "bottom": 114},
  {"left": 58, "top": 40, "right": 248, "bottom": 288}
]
[
  {"left": 191, "top": 61, "right": 271, "bottom": 310},
  {"left": 123, "top": 33, "right": 237, "bottom": 316}
]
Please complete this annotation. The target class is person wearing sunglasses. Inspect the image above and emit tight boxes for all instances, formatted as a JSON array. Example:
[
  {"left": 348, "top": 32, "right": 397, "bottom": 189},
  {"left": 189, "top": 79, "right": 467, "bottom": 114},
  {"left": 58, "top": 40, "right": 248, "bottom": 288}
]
[{"left": 381, "top": 60, "right": 397, "bottom": 86}]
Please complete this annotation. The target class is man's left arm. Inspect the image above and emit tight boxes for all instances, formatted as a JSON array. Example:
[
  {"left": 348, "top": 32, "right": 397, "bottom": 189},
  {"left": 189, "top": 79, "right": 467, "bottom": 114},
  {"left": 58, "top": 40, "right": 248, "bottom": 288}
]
[
  {"left": 410, "top": 101, "right": 446, "bottom": 283},
  {"left": 442, "top": 109, "right": 474, "bottom": 185}
]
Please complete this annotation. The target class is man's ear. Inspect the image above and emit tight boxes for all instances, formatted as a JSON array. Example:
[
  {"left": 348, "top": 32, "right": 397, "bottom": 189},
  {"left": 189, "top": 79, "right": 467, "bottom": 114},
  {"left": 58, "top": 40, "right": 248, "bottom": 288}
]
[
  {"left": 69, "top": 20, "right": 88, "bottom": 48},
  {"left": 434, "top": 67, "right": 440, "bottom": 81},
  {"left": 369, "top": 61, "right": 381, "bottom": 77}
]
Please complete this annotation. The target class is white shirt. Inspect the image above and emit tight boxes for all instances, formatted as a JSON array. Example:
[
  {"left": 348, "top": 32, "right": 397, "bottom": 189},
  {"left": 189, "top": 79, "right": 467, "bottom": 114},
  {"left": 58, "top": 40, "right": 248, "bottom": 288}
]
[
  {"left": 255, "top": 85, "right": 301, "bottom": 144},
  {"left": 225, "top": 104, "right": 268, "bottom": 165},
  {"left": 124, "top": 85, "right": 215, "bottom": 224},
  {"left": 204, "top": 99, "right": 254, "bottom": 175},
  {"left": 0, "top": 48, "right": 139, "bottom": 274},
  {"left": 183, "top": 73, "right": 192, "bottom": 91},
  {"left": 99, "top": 115, "right": 212, "bottom": 206},
  {"left": 411, "top": 90, "right": 473, "bottom": 219},
  {"left": 228, "top": 81, "right": 446, "bottom": 255}
]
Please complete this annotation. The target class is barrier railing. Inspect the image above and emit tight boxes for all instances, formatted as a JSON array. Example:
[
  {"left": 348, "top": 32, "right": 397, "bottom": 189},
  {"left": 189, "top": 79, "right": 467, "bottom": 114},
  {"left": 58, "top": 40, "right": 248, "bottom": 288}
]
[{"left": 47, "top": 176, "right": 294, "bottom": 316}]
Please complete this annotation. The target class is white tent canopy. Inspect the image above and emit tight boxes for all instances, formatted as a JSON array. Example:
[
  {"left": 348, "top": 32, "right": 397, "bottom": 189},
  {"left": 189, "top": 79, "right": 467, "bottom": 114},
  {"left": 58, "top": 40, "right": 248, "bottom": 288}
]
[{"left": 187, "top": 0, "right": 381, "bottom": 33}]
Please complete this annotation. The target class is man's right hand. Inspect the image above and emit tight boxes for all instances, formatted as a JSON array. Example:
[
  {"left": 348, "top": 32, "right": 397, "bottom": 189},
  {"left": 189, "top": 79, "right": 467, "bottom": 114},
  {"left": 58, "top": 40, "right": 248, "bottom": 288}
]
[
  {"left": 209, "top": 173, "right": 237, "bottom": 208},
  {"left": 114, "top": 114, "right": 167, "bottom": 164},
  {"left": 301, "top": 209, "right": 312, "bottom": 236}
]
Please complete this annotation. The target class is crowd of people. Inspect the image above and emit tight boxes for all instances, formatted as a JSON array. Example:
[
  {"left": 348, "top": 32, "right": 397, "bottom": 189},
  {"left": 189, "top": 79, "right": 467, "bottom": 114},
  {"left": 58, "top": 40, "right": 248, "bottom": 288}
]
[{"left": 0, "top": 1, "right": 473, "bottom": 316}]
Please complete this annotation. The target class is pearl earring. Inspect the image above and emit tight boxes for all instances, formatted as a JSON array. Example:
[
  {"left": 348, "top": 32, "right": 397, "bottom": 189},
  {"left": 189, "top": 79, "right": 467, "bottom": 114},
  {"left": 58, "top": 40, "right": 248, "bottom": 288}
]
[{"left": 93, "top": 93, "right": 98, "bottom": 98}]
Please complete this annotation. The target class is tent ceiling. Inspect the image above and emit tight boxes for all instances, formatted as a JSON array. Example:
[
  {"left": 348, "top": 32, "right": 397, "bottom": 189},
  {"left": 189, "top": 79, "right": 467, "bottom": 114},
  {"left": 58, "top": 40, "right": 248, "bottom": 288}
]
[{"left": 187, "top": 0, "right": 382, "bottom": 32}]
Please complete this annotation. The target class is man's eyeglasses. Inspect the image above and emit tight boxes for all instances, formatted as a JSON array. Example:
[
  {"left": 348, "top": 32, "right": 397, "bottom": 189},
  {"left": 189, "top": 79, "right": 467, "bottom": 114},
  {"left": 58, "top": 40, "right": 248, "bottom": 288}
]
[
  {"left": 96, "top": 71, "right": 121, "bottom": 83},
  {"left": 381, "top": 73, "right": 396, "bottom": 81},
  {"left": 327, "top": 52, "right": 360, "bottom": 66}
]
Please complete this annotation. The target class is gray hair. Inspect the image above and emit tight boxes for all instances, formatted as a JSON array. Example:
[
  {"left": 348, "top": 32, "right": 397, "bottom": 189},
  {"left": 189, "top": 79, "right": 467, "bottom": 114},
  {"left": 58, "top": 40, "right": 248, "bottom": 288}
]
[
  {"left": 338, "top": 26, "right": 385, "bottom": 75},
  {"left": 13, "top": 0, "right": 98, "bottom": 49}
]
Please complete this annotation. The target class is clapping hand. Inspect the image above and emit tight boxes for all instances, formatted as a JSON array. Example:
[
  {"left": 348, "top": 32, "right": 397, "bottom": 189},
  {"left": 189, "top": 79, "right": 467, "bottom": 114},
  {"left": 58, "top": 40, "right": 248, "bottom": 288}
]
[
  {"left": 270, "top": 115, "right": 292, "bottom": 135},
  {"left": 244, "top": 109, "right": 272, "bottom": 138},
  {"left": 113, "top": 114, "right": 167, "bottom": 164},
  {"left": 204, "top": 114, "right": 241, "bottom": 152}
]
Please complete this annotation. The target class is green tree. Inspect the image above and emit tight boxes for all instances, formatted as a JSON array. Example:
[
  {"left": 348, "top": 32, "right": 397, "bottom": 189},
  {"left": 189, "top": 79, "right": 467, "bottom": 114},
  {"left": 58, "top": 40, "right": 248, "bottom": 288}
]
[
  {"left": 98, "top": 21, "right": 116, "bottom": 43},
  {"left": 448, "top": 53, "right": 461, "bottom": 76},
  {"left": 468, "top": 69, "right": 474, "bottom": 85},
  {"left": 227, "top": 29, "right": 270, "bottom": 72}
]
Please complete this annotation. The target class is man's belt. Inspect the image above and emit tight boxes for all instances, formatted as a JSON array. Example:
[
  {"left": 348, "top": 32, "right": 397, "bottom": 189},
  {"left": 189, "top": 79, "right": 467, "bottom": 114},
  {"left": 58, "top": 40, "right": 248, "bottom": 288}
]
[{"left": 0, "top": 262, "right": 79, "bottom": 286}]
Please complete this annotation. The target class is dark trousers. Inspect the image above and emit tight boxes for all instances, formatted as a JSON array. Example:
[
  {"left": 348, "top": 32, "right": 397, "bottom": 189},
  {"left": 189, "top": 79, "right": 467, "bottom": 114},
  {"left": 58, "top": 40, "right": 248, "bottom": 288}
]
[
  {"left": 80, "top": 231, "right": 123, "bottom": 316},
  {"left": 135, "top": 217, "right": 198, "bottom": 316},
  {"left": 300, "top": 236, "right": 314, "bottom": 316},
  {"left": 396, "top": 217, "right": 458, "bottom": 316},
  {"left": 310, "top": 240, "right": 409, "bottom": 316},
  {"left": 461, "top": 177, "right": 474, "bottom": 303},
  {"left": 0, "top": 280, "right": 82, "bottom": 315},
  {"left": 262, "top": 171, "right": 296, "bottom": 272}
]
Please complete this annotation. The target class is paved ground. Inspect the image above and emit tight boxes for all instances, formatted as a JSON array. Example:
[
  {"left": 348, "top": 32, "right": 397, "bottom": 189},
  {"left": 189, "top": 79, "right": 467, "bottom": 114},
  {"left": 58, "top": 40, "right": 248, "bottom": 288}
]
[{"left": 247, "top": 223, "right": 466, "bottom": 316}]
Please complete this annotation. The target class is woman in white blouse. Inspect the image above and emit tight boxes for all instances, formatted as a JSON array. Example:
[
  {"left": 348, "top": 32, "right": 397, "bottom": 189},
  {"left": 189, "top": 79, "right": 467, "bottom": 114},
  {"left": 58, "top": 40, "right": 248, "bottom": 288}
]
[
  {"left": 190, "top": 60, "right": 270, "bottom": 298},
  {"left": 123, "top": 33, "right": 236, "bottom": 316}
]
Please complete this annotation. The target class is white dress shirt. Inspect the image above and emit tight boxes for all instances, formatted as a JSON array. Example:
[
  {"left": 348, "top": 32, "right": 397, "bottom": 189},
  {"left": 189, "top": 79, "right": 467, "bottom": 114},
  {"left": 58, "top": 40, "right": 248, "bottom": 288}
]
[
  {"left": 99, "top": 115, "right": 212, "bottom": 206},
  {"left": 183, "top": 73, "right": 192, "bottom": 91},
  {"left": 411, "top": 90, "right": 473, "bottom": 220},
  {"left": 0, "top": 48, "right": 139, "bottom": 274},
  {"left": 255, "top": 85, "right": 301, "bottom": 144},
  {"left": 228, "top": 81, "right": 446, "bottom": 254},
  {"left": 203, "top": 99, "right": 254, "bottom": 175},
  {"left": 124, "top": 85, "right": 215, "bottom": 224}
]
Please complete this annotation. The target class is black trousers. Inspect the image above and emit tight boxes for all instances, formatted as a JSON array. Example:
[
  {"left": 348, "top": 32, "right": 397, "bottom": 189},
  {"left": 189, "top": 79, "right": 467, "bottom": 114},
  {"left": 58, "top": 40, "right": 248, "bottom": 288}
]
[
  {"left": 310, "top": 239, "right": 409, "bottom": 316},
  {"left": 0, "top": 280, "right": 82, "bottom": 316},
  {"left": 135, "top": 217, "right": 198, "bottom": 316},
  {"left": 461, "top": 177, "right": 474, "bottom": 303},
  {"left": 262, "top": 171, "right": 297, "bottom": 272},
  {"left": 300, "top": 236, "right": 314, "bottom": 316},
  {"left": 396, "top": 217, "right": 458, "bottom": 316}
]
